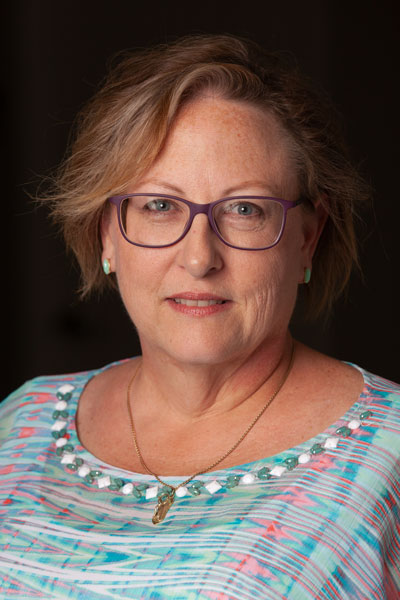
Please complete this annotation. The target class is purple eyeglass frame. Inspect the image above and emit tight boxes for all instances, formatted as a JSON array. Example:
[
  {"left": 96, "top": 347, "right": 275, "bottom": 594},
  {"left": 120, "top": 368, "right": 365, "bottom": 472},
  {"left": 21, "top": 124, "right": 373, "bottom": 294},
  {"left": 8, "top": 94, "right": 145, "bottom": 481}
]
[{"left": 107, "top": 193, "right": 303, "bottom": 251}]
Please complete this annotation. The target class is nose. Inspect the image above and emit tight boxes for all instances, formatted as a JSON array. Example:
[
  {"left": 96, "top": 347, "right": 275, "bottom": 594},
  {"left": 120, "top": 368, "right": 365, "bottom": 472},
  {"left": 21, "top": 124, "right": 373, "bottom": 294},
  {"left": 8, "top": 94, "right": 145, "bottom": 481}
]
[{"left": 178, "top": 214, "right": 224, "bottom": 278}]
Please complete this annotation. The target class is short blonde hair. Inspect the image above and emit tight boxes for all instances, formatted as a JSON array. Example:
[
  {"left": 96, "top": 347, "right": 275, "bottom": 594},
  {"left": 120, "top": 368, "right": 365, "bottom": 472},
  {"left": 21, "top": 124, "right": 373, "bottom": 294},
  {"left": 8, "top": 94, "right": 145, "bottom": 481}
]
[{"left": 44, "top": 34, "right": 370, "bottom": 316}]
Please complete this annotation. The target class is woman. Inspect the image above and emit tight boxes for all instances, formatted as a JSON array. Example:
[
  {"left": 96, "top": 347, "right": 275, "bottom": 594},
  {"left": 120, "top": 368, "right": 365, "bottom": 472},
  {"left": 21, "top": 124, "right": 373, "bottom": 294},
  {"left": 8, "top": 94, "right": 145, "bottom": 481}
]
[{"left": 0, "top": 35, "right": 399, "bottom": 599}]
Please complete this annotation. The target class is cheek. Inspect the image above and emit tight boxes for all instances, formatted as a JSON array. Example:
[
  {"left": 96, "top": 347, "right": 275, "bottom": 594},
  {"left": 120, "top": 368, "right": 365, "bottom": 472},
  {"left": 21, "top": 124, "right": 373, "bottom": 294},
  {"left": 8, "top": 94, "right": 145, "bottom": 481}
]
[
  {"left": 114, "top": 248, "right": 158, "bottom": 310},
  {"left": 240, "top": 249, "right": 300, "bottom": 323},
  {"left": 246, "top": 246, "right": 298, "bottom": 293},
  {"left": 113, "top": 245, "right": 178, "bottom": 327}
]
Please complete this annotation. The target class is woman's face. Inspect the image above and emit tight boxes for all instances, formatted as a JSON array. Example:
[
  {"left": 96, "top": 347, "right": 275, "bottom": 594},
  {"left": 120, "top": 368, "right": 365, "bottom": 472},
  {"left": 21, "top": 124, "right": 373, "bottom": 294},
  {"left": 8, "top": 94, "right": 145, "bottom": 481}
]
[{"left": 102, "top": 97, "right": 325, "bottom": 366}]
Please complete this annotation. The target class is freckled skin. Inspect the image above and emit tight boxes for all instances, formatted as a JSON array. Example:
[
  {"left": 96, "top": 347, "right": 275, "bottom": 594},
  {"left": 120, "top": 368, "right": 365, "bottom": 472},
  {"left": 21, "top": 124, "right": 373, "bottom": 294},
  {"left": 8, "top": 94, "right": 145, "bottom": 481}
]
[{"left": 102, "top": 97, "right": 322, "bottom": 369}]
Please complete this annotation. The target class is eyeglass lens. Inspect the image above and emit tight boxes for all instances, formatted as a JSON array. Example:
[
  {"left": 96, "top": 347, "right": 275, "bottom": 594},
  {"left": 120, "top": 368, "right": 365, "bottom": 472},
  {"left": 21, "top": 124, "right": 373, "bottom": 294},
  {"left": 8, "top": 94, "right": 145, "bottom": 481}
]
[{"left": 120, "top": 195, "right": 284, "bottom": 249}]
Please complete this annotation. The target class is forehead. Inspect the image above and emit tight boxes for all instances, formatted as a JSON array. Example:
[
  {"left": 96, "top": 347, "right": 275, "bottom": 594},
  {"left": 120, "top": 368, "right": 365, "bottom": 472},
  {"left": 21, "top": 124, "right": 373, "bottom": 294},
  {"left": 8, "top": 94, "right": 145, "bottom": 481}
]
[{"left": 137, "top": 96, "right": 299, "bottom": 199}]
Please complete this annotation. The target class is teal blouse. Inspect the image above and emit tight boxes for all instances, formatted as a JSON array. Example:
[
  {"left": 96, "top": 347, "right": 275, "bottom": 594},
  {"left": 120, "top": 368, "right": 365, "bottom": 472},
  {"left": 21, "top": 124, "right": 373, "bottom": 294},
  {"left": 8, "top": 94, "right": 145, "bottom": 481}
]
[{"left": 0, "top": 361, "right": 399, "bottom": 599}]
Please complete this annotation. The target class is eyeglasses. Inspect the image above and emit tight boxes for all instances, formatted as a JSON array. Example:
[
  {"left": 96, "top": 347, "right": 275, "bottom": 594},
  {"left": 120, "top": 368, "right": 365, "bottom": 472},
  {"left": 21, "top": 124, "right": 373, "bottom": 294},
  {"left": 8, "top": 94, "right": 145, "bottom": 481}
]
[{"left": 107, "top": 193, "right": 303, "bottom": 251}]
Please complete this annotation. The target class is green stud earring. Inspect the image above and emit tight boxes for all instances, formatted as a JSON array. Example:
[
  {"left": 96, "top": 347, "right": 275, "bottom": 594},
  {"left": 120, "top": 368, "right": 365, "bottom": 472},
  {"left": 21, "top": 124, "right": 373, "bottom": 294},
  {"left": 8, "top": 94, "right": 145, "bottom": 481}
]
[
  {"left": 304, "top": 267, "right": 311, "bottom": 284},
  {"left": 102, "top": 258, "right": 111, "bottom": 275}
]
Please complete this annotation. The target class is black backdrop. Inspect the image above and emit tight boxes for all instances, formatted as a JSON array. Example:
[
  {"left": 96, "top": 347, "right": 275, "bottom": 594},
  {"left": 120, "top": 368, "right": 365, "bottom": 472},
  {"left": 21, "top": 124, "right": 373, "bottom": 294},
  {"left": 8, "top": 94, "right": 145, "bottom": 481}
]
[{"left": 2, "top": 0, "right": 399, "bottom": 399}]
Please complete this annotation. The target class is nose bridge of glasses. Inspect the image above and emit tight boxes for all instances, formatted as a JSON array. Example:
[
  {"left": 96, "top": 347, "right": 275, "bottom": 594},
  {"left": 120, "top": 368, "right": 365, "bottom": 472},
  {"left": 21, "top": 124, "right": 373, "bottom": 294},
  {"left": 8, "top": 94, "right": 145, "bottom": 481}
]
[
  {"left": 185, "top": 200, "right": 216, "bottom": 231},
  {"left": 189, "top": 201, "right": 214, "bottom": 217}
]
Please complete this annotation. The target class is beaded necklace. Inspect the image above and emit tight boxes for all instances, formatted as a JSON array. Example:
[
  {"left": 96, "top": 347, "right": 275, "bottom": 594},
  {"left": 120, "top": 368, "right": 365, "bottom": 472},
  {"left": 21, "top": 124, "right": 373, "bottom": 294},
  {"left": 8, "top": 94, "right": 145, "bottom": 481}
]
[{"left": 51, "top": 369, "right": 373, "bottom": 523}]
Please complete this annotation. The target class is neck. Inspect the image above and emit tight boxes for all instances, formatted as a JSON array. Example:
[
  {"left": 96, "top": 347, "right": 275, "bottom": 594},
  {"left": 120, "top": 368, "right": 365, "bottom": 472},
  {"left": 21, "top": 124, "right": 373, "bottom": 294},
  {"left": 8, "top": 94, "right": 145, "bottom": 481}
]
[{"left": 132, "top": 332, "right": 294, "bottom": 424}]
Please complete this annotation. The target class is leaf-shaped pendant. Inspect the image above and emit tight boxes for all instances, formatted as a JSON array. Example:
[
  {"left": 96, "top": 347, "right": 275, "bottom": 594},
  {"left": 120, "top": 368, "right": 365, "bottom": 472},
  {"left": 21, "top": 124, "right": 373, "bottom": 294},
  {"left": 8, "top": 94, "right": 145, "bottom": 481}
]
[{"left": 152, "top": 491, "right": 175, "bottom": 524}]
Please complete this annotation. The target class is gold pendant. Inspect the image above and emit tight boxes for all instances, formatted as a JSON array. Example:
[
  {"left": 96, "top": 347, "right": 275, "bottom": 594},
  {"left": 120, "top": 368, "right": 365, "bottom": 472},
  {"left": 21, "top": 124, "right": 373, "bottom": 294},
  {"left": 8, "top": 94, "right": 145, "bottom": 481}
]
[{"left": 152, "top": 491, "right": 175, "bottom": 524}]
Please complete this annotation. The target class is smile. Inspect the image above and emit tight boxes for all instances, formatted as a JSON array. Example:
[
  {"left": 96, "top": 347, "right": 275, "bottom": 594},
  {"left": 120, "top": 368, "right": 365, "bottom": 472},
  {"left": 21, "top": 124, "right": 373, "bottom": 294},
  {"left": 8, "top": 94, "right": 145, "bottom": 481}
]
[{"left": 172, "top": 299, "right": 225, "bottom": 306}]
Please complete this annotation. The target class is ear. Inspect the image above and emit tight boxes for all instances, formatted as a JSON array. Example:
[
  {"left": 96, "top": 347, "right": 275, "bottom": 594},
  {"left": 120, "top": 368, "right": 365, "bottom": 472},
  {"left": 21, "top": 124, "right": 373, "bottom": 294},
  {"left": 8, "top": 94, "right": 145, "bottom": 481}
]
[
  {"left": 100, "top": 205, "right": 117, "bottom": 271},
  {"left": 299, "top": 199, "right": 328, "bottom": 281}
]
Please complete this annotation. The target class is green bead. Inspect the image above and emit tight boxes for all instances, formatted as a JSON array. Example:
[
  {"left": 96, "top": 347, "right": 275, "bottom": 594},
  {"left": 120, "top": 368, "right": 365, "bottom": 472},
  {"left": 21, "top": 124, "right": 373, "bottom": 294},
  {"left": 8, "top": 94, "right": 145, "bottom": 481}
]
[
  {"left": 52, "top": 410, "right": 61, "bottom": 419},
  {"left": 360, "top": 410, "right": 372, "bottom": 420},
  {"left": 113, "top": 478, "right": 124, "bottom": 489},
  {"left": 67, "top": 463, "right": 77, "bottom": 471},
  {"left": 52, "top": 431, "right": 60, "bottom": 439},
  {"left": 229, "top": 475, "right": 240, "bottom": 484},
  {"left": 63, "top": 444, "right": 74, "bottom": 452},
  {"left": 90, "top": 470, "right": 102, "bottom": 478},
  {"left": 132, "top": 487, "right": 142, "bottom": 498},
  {"left": 188, "top": 485, "right": 201, "bottom": 496},
  {"left": 257, "top": 467, "right": 270, "bottom": 480},
  {"left": 136, "top": 483, "right": 149, "bottom": 492},
  {"left": 84, "top": 474, "right": 94, "bottom": 484},
  {"left": 60, "top": 410, "right": 69, "bottom": 418},
  {"left": 310, "top": 443, "right": 324, "bottom": 455},
  {"left": 284, "top": 456, "right": 298, "bottom": 470},
  {"left": 336, "top": 426, "right": 351, "bottom": 437},
  {"left": 225, "top": 475, "right": 240, "bottom": 488},
  {"left": 57, "top": 391, "right": 72, "bottom": 401},
  {"left": 224, "top": 480, "right": 237, "bottom": 489},
  {"left": 190, "top": 480, "right": 203, "bottom": 489},
  {"left": 75, "top": 457, "right": 83, "bottom": 467},
  {"left": 108, "top": 484, "right": 119, "bottom": 491},
  {"left": 56, "top": 447, "right": 64, "bottom": 456}
]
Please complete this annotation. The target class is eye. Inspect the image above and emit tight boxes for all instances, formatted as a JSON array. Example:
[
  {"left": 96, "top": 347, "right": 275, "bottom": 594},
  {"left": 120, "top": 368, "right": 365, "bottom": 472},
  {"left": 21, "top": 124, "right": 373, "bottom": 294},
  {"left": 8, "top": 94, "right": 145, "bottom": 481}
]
[
  {"left": 235, "top": 203, "right": 255, "bottom": 216},
  {"left": 225, "top": 201, "right": 261, "bottom": 216},
  {"left": 145, "top": 199, "right": 172, "bottom": 212}
]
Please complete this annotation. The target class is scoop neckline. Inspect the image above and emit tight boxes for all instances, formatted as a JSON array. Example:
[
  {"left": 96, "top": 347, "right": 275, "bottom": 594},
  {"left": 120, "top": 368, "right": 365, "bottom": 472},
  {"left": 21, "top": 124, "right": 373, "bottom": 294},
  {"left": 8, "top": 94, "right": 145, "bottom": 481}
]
[{"left": 55, "top": 358, "right": 375, "bottom": 485}]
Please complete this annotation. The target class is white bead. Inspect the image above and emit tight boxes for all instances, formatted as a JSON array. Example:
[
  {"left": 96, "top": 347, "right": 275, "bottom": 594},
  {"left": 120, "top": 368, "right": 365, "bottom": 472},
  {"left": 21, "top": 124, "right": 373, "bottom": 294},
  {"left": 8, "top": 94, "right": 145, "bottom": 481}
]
[
  {"left": 61, "top": 453, "right": 76, "bottom": 464},
  {"left": 55, "top": 400, "right": 68, "bottom": 411},
  {"left": 51, "top": 420, "right": 68, "bottom": 431},
  {"left": 324, "top": 437, "right": 339, "bottom": 449},
  {"left": 240, "top": 473, "right": 256, "bottom": 485},
  {"left": 145, "top": 486, "right": 159, "bottom": 500},
  {"left": 175, "top": 486, "right": 188, "bottom": 498},
  {"left": 298, "top": 452, "right": 311, "bottom": 464},
  {"left": 348, "top": 419, "right": 361, "bottom": 430},
  {"left": 121, "top": 483, "right": 134, "bottom": 495},
  {"left": 58, "top": 384, "right": 75, "bottom": 394},
  {"left": 55, "top": 437, "right": 68, "bottom": 448},
  {"left": 77, "top": 465, "right": 91, "bottom": 478},
  {"left": 97, "top": 476, "right": 111, "bottom": 489},
  {"left": 205, "top": 480, "right": 222, "bottom": 494},
  {"left": 270, "top": 465, "right": 287, "bottom": 477}
]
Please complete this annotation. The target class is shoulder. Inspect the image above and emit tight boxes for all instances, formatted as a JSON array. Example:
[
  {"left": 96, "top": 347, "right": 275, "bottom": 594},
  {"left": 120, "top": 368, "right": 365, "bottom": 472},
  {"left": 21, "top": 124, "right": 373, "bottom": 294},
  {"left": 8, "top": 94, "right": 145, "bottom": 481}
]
[
  {"left": 358, "top": 366, "right": 400, "bottom": 394},
  {"left": 0, "top": 366, "right": 109, "bottom": 445},
  {"left": 355, "top": 365, "right": 400, "bottom": 404},
  {"left": 352, "top": 366, "right": 400, "bottom": 451}
]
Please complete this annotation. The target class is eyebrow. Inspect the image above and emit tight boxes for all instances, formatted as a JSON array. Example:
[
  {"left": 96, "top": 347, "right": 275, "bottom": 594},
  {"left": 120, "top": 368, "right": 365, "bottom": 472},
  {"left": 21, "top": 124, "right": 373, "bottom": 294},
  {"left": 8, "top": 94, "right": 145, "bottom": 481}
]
[
  {"left": 137, "top": 179, "right": 186, "bottom": 195},
  {"left": 223, "top": 181, "right": 282, "bottom": 197},
  {"left": 135, "top": 179, "right": 282, "bottom": 198}
]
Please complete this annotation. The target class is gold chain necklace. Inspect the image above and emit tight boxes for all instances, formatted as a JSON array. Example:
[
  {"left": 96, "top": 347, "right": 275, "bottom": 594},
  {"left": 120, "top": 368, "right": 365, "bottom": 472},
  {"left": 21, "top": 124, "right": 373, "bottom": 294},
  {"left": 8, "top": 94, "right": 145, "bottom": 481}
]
[{"left": 126, "top": 343, "right": 295, "bottom": 524}]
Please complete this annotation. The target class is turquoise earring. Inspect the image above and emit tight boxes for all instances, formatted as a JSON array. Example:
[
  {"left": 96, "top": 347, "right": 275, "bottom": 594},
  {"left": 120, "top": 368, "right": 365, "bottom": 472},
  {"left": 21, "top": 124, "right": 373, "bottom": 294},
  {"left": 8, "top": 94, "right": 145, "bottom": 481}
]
[
  {"left": 304, "top": 267, "right": 311, "bottom": 284},
  {"left": 102, "top": 258, "right": 111, "bottom": 275}
]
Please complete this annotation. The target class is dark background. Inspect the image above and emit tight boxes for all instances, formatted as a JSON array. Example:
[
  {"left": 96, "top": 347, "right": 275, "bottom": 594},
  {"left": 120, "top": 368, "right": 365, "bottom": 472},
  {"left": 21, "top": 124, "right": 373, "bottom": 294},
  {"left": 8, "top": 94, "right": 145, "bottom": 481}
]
[{"left": 2, "top": 0, "right": 399, "bottom": 399}]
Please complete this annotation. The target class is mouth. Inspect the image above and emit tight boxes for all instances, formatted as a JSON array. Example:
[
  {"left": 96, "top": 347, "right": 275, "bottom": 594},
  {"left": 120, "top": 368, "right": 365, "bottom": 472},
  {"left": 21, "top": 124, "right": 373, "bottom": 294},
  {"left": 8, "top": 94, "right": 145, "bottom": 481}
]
[
  {"left": 166, "top": 293, "right": 230, "bottom": 315},
  {"left": 172, "top": 298, "right": 226, "bottom": 306}
]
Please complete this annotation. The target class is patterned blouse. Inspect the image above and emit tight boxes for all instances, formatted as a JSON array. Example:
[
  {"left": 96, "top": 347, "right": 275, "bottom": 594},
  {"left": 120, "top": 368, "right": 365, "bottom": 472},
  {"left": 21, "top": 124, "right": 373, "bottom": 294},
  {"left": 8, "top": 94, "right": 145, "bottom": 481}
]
[{"left": 0, "top": 361, "right": 399, "bottom": 599}]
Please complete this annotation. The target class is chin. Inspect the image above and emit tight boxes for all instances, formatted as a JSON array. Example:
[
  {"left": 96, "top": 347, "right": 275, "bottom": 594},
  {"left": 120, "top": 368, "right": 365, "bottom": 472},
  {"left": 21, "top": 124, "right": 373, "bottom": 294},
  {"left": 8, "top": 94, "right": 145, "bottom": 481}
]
[{"left": 141, "top": 333, "right": 243, "bottom": 368}]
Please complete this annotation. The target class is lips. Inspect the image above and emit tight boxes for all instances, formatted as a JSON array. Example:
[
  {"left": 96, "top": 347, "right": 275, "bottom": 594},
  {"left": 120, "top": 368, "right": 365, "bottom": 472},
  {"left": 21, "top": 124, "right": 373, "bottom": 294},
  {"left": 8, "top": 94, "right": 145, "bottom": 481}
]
[
  {"left": 166, "top": 292, "right": 230, "bottom": 315},
  {"left": 168, "top": 292, "right": 227, "bottom": 303},
  {"left": 173, "top": 298, "right": 225, "bottom": 306}
]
